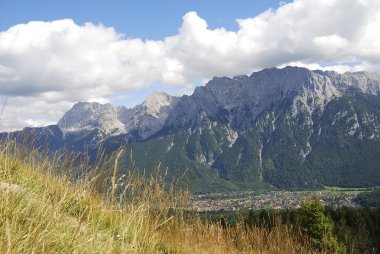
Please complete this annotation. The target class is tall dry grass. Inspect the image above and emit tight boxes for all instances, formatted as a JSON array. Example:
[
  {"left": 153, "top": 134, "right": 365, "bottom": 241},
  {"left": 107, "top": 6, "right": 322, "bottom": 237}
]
[{"left": 0, "top": 140, "right": 319, "bottom": 253}]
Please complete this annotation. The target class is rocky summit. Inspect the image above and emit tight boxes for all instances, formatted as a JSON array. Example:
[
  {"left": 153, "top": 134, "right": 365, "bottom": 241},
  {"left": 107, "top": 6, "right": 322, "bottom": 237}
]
[{"left": 3, "top": 66, "right": 380, "bottom": 192}]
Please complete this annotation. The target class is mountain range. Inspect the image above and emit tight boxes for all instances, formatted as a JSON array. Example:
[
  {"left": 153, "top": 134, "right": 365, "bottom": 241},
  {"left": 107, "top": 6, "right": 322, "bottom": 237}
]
[{"left": 2, "top": 66, "right": 380, "bottom": 192}]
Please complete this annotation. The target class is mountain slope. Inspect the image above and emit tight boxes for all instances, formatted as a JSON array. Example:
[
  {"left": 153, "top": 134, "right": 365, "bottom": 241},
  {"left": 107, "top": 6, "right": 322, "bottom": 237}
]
[{"left": 2, "top": 66, "right": 380, "bottom": 192}]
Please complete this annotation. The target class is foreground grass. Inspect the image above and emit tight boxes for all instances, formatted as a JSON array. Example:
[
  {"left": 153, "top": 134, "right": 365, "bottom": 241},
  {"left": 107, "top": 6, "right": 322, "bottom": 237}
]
[{"left": 0, "top": 141, "right": 318, "bottom": 253}]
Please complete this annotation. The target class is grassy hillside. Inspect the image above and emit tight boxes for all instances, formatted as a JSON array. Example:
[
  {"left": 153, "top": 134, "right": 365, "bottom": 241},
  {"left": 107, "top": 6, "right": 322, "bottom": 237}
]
[{"left": 0, "top": 141, "right": 317, "bottom": 253}]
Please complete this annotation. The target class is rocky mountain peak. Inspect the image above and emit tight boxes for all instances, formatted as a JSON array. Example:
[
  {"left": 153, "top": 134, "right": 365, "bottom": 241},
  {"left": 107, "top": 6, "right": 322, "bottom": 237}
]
[
  {"left": 56, "top": 67, "right": 380, "bottom": 140},
  {"left": 165, "top": 66, "right": 380, "bottom": 131},
  {"left": 57, "top": 101, "right": 125, "bottom": 135},
  {"left": 57, "top": 92, "right": 180, "bottom": 139},
  {"left": 143, "top": 92, "right": 178, "bottom": 118}
]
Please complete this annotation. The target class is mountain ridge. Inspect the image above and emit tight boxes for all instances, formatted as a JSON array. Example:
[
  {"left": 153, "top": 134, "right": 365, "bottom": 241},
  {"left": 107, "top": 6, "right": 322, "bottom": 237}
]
[
  {"left": 3, "top": 66, "right": 380, "bottom": 192},
  {"left": 56, "top": 66, "right": 380, "bottom": 138}
]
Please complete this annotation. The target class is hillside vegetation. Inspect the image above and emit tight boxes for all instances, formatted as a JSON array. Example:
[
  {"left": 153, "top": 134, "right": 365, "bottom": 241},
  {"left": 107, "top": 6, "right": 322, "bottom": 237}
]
[{"left": 0, "top": 141, "right": 318, "bottom": 253}]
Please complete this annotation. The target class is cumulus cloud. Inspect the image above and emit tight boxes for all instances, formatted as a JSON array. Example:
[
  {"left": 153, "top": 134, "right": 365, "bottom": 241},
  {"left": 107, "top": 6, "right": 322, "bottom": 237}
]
[{"left": 1, "top": 0, "right": 380, "bottom": 130}]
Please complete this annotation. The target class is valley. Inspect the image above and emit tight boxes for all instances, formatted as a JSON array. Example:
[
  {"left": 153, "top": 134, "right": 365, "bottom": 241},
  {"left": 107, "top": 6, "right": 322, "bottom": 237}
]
[{"left": 191, "top": 189, "right": 363, "bottom": 211}]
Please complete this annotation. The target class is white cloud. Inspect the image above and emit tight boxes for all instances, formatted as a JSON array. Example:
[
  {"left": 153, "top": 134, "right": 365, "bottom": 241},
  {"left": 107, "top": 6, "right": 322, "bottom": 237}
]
[
  {"left": 24, "top": 119, "right": 56, "bottom": 128},
  {"left": 1, "top": 0, "right": 380, "bottom": 131}
]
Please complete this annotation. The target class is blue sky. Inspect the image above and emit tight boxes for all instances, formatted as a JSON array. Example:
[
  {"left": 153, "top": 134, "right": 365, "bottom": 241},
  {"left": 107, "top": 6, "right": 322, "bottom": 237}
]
[
  {"left": 0, "top": 0, "right": 379, "bottom": 131},
  {"left": 0, "top": 0, "right": 284, "bottom": 39}
]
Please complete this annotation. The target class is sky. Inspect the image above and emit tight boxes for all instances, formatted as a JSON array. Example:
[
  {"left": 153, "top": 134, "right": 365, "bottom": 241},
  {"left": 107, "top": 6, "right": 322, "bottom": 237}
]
[{"left": 0, "top": 0, "right": 380, "bottom": 131}]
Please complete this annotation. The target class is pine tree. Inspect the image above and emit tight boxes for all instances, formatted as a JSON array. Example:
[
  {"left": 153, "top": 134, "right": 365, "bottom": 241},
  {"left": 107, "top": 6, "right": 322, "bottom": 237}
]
[{"left": 297, "top": 195, "right": 345, "bottom": 253}]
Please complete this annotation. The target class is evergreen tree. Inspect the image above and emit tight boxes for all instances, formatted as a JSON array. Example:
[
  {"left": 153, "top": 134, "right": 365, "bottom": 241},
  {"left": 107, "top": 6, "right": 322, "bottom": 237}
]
[{"left": 297, "top": 196, "right": 345, "bottom": 253}]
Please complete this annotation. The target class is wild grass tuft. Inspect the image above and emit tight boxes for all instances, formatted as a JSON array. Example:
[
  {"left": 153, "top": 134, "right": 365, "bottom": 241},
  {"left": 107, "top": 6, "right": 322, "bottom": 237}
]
[{"left": 0, "top": 140, "right": 318, "bottom": 253}]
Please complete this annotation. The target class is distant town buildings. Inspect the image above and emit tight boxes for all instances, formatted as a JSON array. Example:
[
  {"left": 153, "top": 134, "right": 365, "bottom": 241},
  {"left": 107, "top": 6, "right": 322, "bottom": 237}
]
[{"left": 190, "top": 191, "right": 360, "bottom": 212}]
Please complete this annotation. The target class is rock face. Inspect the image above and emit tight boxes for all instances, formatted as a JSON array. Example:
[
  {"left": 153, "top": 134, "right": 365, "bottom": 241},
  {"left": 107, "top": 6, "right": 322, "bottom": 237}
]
[
  {"left": 165, "top": 67, "right": 380, "bottom": 132},
  {"left": 56, "top": 67, "right": 380, "bottom": 141},
  {"left": 58, "top": 92, "right": 179, "bottom": 139},
  {"left": 117, "top": 92, "right": 180, "bottom": 139},
  {"left": 3, "top": 66, "right": 380, "bottom": 192},
  {"left": 58, "top": 102, "right": 126, "bottom": 135}
]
